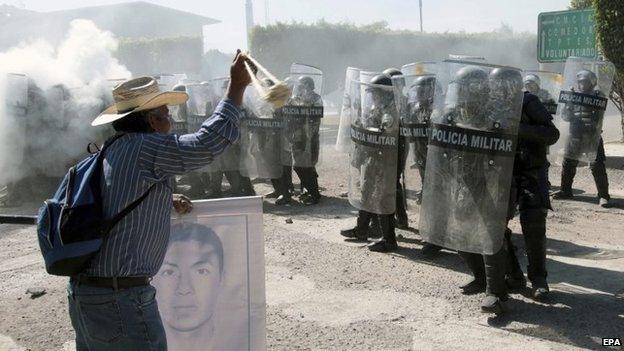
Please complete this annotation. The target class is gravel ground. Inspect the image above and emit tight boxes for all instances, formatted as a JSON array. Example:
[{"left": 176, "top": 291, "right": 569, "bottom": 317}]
[{"left": 0, "top": 117, "right": 623, "bottom": 350}]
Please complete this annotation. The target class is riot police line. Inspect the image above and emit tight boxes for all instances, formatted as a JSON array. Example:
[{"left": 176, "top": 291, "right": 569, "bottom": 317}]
[
  {"left": 0, "top": 56, "right": 616, "bottom": 315},
  {"left": 336, "top": 56, "right": 613, "bottom": 314}
]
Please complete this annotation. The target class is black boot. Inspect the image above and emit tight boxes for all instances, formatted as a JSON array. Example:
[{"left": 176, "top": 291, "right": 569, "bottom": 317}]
[
  {"left": 458, "top": 251, "right": 486, "bottom": 295},
  {"left": 301, "top": 168, "right": 321, "bottom": 205},
  {"left": 521, "top": 209, "right": 549, "bottom": 300},
  {"left": 591, "top": 159, "right": 610, "bottom": 206},
  {"left": 341, "top": 211, "right": 372, "bottom": 242},
  {"left": 482, "top": 246, "right": 509, "bottom": 314},
  {"left": 240, "top": 176, "right": 256, "bottom": 196},
  {"left": 368, "top": 214, "right": 398, "bottom": 252},
  {"left": 207, "top": 171, "right": 224, "bottom": 198},
  {"left": 267, "top": 178, "right": 282, "bottom": 198},
  {"left": 421, "top": 243, "right": 443, "bottom": 258},
  {"left": 368, "top": 215, "right": 382, "bottom": 239},
  {"left": 553, "top": 158, "right": 576, "bottom": 199},
  {"left": 224, "top": 170, "right": 243, "bottom": 197}
]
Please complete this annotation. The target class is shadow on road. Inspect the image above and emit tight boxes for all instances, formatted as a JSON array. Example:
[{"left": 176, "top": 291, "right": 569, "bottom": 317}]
[
  {"left": 392, "top": 231, "right": 624, "bottom": 350},
  {"left": 263, "top": 194, "right": 356, "bottom": 219},
  {"left": 488, "top": 290, "right": 623, "bottom": 350},
  {"left": 605, "top": 155, "right": 624, "bottom": 170}
]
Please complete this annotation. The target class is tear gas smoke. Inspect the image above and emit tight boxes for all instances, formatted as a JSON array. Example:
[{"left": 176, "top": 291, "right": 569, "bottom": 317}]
[{"left": 0, "top": 19, "right": 131, "bottom": 188}]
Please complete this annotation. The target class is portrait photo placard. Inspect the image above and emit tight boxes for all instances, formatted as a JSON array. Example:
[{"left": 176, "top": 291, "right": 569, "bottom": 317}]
[{"left": 152, "top": 196, "right": 265, "bottom": 351}]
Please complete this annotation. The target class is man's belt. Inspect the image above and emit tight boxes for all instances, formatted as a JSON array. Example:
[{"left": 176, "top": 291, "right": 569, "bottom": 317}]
[{"left": 73, "top": 276, "right": 151, "bottom": 290}]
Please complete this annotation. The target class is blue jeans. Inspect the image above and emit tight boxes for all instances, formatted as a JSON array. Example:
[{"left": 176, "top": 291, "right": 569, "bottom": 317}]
[{"left": 67, "top": 281, "right": 167, "bottom": 351}]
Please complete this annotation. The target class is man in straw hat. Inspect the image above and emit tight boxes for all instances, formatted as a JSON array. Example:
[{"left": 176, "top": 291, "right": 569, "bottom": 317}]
[{"left": 66, "top": 50, "right": 253, "bottom": 351}]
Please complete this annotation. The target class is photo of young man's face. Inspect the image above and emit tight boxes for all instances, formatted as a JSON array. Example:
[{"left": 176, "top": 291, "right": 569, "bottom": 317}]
[
  {"left": 153, "top": 228, "right": 223, "bottom": 332},
  {"left": 153, "top": 198, "right": 265, "bottom": 351}
]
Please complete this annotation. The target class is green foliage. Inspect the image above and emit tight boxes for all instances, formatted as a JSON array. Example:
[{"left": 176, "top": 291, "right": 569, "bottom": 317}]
[
  {"left": 569, "top": 0, "right": 593, "bottom": 9},
  {"left": 594, "top": 0, "right": 624, "bottom": 71},
  {"left": 249, "top": 22, "right": 536, "bottom": 94},
  {"left": 116, "top": 36, "right": 203, "bottom": 76},
  {"left": 594, "top": 0, "right": 624, "bottom": 132}
]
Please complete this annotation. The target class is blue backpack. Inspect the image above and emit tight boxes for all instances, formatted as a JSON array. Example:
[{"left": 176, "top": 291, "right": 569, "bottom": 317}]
[{"left": 37, "top": 135, "right": 153, "bottom": 276}]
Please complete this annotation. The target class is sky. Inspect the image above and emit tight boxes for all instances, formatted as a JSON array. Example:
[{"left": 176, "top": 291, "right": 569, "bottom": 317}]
[{"left": 7, "top": 0, "right": 573, "bottom": 51}]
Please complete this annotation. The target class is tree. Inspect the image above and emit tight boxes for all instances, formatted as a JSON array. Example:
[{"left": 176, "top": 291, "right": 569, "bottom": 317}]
[
  {"left": 571, "top": 0, "right": 624, "bottom": 141},
  {"left": 569, "top": 0, "right": 593, "bottom": 9},
  {"left": 594, "top": 0, "right": 624, "bottom": 141}
]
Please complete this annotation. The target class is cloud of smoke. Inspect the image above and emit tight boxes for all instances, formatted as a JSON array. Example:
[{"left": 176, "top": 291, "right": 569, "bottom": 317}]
[{"left": 0, "top": 19, "right": 131, "bottom": 188}]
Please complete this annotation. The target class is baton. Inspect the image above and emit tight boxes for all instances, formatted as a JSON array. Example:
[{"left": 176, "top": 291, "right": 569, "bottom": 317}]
[{"left": 0, "top": 215, "right": 37, "bottom": 225}]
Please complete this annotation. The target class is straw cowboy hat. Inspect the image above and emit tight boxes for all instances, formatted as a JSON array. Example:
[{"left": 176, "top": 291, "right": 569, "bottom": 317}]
[{"left": 91, "top": 76, "right": 188, "bottom": 126}]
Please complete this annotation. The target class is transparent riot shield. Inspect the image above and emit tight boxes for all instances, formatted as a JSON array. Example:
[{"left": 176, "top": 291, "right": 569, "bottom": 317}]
[
  {"left": 359, "top": 71, "right": 379, "bottom": 84},
  {"left": 550, "top": 57, "right": 616, "bottom": 164},
  {"left": 168, "top": 104, "right": 188, "bottom": 135},
  {"left": 448, "top": 54, "right": 487, "bottom": 62},
  {"left": 6, "top": 73, "right": 29, "bottom": 116},
  {"left": 205, "top": 77, "right": 244, "bottom": 173},
  {"left": 393, "top": 72, "right": 437, "bottom": 207},
  {"left": 0, "top": 74, "right": 29, "bottom": 187},
  {"left": 155, "top": 73, "right": 177, "bottom": 91},
  {"left": 336, "top": 67, "right": 361, "bottom": 153},
  {"left": 185, "top": 83, "right": 215, "bottom": 132},
  {"left": 419, "top": 60, "right": 523, "bottom": 255},
  {"left": 523, "top": 70, "right": 562, "bottom": 115},
  {"left": 281, "top": 64, "right": 324, "bottom": 168},
  {"left": 348, "top": 79, "right": 399, "bottom": 215},
  {"left": 239, "top": 88, "right": 284, "bottom": 179}
]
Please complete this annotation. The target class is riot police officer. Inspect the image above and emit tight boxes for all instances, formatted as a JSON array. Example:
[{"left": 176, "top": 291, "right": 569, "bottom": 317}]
[
  {"left": 208, "top": 79, "right": 255, "bottom": 198},
  {"left": 170, "top": 83, "right": 210, "bottom": 199},
  {"left": 523, "top": 74, "right": 556, "bottom": 108},
  {"left": 341, "top": 74, "right": 399, "bottom": 252},
  {"left": 450, "top": 67, "right": 519, "bottom": 314},
  {"left": 504, "top": 85, "right": 560, "bottom": 301},
  {"left": 383, "top": 68, "right": 409, "bottom": 229},
  {"left": 285, "top": 75, "right": 323, "bottom": 205},
  {"left": 553, "top": 69, "right": 611, "bottom": 207},
  {"left": 251, "top": 78, "right": 292, "bottom": 204}
]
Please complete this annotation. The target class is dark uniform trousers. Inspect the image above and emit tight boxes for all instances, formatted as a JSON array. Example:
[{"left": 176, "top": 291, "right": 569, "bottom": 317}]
[
  {"left": 395, "top": 137, "right": 408, "bottom": 221},
  {"left": 560, "top": 137, "right": 609, "bottom": 199},
  {"left": 505, "top": 165, "right": 549, "bottom": 282}
]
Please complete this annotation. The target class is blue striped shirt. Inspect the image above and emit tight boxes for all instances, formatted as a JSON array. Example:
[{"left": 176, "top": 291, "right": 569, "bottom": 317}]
[{"left": 84, "top": 99, "right": 240, "bottom": 277}]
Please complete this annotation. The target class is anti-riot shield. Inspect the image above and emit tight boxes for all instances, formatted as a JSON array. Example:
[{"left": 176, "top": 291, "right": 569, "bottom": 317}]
[
  {"left": 550, "top": 57, "right": 615, "bottom": 164},
  {"left": 348, "top": 79, "right": 399, "bottom": 214},
  {"left": 336, "top": 67, "right": 361, "bottom": 153},
  {"left": 448, "top": 54, "right": 487, "bottom": 62},
  {"left": 185, "top": 83, "right": 216, "bottom": 132},
  {"left": 523, "top": 70, "right": 562, "bottom": 115},
  {"left": 155, "top": 73, "right": 178, "bottom": 91},
  {"left": 393, "top": 70, "right": 438, "bottom": 206},
  {"left": 5, "top": 73, "right": 29, "bottom": 116},
  {"left": 239, "top": 88, "right": 283, "bottom": 179},
  {"left": 169, "top": 104, "right": 188, "bottom": 135},
  {"left": 209, "top": 77, "right": 243, "bottom": 172},
  {"left": 281, "top": 64, "right": 324, "bottom": 168},
  {"left": 0, "top": 74, "right": 29, "bottom": 187},
  {"left": 419, "top": 60, "right": 523, "bottom": 255}
]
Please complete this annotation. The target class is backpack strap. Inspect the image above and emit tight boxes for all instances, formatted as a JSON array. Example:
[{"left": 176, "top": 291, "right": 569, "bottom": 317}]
[
  {"left": 91, "top": 133, "right": 127, "bottom": 209},
  {"left": 104, "top": 183, "right": 157, "bottom": 232},
  {"left": 96, "top": 133, "right": 158, "bottom": 234}
]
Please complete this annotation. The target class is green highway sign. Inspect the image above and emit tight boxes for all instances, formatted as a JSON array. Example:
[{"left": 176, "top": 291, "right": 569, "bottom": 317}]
[{"left": 538, "top": 9, "right": 597, "bottom": 63}]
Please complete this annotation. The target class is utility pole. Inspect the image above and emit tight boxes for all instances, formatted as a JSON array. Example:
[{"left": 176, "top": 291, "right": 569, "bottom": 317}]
[
  {"left": 265, "top": 0, "right": 270, "bottom": 25},
  {"left": 245, "top": 0, "right": 254, "bottom": 49},
  {"left": 419, "top": 0, "right": 423, "bottom": 32}
]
